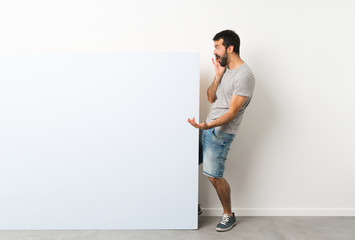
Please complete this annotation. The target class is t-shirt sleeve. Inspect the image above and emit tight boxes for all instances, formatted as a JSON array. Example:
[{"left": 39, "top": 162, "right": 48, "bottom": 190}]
[{"left": 232, "top": 73, "right": 255, "bottom": 97}]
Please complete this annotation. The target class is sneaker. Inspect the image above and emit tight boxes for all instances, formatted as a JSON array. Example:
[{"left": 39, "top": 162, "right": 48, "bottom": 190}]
[
  {"left": 216, "top": 212, "right": 237, "bottom": 232},
  {"left": 198, "top": 204, "right": 203, "bottom": 215}
]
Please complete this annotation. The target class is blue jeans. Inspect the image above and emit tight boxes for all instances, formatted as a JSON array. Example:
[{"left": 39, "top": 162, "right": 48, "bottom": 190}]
[{"left": 199, "top": 128, "right": 235, "bottom": 178}]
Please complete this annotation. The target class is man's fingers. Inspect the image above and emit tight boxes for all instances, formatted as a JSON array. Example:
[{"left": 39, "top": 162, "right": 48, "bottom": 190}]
[
  {"left": 188, "top": 117, "right": 204, "bottom": 129},
  {"left": 188, "top": 117, "right": 196, "bottom": 125},
  {"left": 212, "top": 58, "right": 218, "bottom": 66}
]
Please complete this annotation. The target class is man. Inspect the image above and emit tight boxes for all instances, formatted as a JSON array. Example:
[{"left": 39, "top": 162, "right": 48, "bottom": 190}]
[{"left": 188, "top": 30, "right": 255, "bottom": 232}]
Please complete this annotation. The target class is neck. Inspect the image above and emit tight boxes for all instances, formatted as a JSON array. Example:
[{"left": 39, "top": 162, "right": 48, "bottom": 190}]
[{"left": 227, "top": 53, "right": 244, "bottom": 70}]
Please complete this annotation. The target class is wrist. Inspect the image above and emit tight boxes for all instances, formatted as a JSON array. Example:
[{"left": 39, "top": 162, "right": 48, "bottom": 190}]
[
  {"left": 207, "top": 122, "right": 215, "bottom": 129},
  {"left": 215, "top": 75, "right": 222, "bottom": 80}
]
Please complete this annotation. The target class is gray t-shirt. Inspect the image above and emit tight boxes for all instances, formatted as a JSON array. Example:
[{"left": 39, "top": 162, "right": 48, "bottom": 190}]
[{"left": 206, "top": 63, "right": 255, "bottom": 134}]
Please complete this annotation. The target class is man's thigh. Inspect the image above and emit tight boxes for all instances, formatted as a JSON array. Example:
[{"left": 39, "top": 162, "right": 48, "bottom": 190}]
[{"left": 199, "top": 128, "right": 235, "bottom": 178}]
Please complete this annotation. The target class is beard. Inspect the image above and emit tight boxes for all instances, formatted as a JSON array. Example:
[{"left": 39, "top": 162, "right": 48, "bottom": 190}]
[{"left": 215, "top": 52, "right": 228, "bottom": 67}]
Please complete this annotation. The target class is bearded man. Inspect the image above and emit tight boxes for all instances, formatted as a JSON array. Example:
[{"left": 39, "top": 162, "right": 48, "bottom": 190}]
[{"left": 188, "top": 29, "right": 255, "bottom": 232}]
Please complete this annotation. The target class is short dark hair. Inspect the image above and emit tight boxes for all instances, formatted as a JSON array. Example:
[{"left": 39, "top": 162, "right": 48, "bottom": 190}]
[{"left": 213, "top": 30, "right": 240, "bottom": 55}]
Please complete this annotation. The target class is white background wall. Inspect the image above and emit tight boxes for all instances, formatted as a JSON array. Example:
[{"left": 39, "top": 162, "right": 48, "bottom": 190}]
[{"left": 1, "top": 0, "right": 354, "bottom": 216}]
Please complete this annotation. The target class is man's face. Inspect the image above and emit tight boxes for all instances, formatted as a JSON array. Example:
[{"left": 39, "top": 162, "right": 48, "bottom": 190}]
[{"left": 213, "top": 38, "right": 228, "bottom": 67}]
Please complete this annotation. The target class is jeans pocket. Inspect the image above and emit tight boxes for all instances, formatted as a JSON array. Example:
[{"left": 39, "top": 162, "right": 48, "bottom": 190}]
[
  {"left": 211, "top": 128, "right": 219, "bottom": 139},
  {"left": 212, "top": 128, "right": 226, "bottom": 145},
  {"left": 213, "top": 129, "right": 235, "bottom": 146}
]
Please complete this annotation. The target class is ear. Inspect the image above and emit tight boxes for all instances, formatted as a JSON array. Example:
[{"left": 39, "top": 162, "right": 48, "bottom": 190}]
[{"left": 227, "top": 45, "right": 234, "bottom": 54}]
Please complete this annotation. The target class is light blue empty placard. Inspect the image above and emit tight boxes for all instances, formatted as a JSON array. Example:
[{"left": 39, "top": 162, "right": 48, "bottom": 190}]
[{"left": 0, "top": 53, "right": 199, "bottom": 229}]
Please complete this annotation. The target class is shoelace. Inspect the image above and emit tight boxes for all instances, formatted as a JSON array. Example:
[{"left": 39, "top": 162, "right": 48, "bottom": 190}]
[{"left": 220, "top": 214, "right": 230, "bottom": 225}]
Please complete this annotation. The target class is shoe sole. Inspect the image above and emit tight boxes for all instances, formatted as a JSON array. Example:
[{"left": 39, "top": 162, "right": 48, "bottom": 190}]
[
  {"left": 198, "top": 205, "right": 202, "bottom": 215},
  {"left": 216, "top": 221, "right": 237, "bottom": 232}
]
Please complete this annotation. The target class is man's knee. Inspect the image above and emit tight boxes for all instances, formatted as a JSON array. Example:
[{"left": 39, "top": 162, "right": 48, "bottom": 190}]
[{"left": 209, "top": 176, "right": 223, "bottom": 185}]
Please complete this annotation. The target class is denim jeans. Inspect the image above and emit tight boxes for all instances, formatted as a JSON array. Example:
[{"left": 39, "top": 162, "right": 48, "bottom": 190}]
[{"left": 199, "top": 128, "right": 235, "bottom": 178}]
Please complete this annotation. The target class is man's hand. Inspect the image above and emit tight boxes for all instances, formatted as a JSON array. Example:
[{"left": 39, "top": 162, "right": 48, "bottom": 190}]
[
  {"left": 212, "top": 57, "right": 226, "bottom": 77},
  {"left": 187, "top": 117, "right": 210, "bottom": 130}
]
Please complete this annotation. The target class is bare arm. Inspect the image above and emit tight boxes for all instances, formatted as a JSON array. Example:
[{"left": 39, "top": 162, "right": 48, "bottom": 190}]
[
  {"left": 207, "top": 95, "right": 247, "bottom": 128},
  {"left": 188, "top": 94, "right": 247, "bottom": 130},
  {"left": 207, "top": 57, "right": 226, "bottom": 103},
  {"left": 207, "top": 75, "right": 222, "bottom": 103}
]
